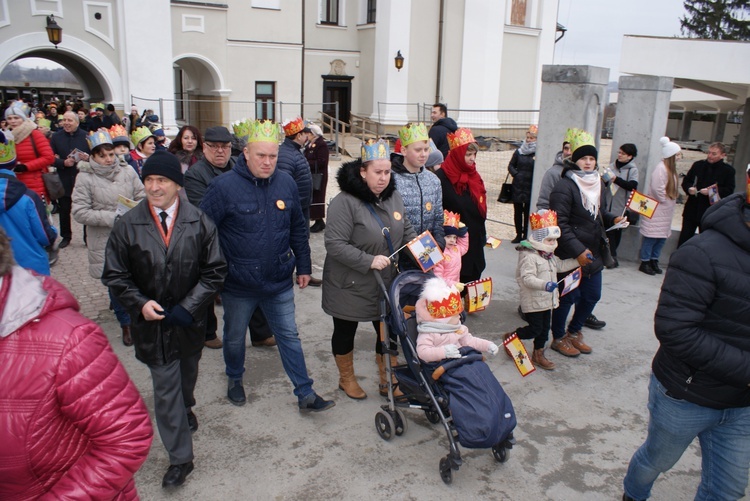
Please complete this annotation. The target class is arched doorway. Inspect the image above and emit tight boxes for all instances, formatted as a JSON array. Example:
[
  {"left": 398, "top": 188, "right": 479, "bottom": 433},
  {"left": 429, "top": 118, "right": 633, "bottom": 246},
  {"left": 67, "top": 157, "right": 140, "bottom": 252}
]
[{"left": 173, "top": 54, "right": 228, "bottom": 131}]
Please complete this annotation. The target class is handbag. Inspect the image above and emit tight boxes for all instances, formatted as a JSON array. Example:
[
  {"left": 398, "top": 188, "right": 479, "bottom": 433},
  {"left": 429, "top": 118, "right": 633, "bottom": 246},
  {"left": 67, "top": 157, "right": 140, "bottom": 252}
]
[
  {"left": 312, "top": 172, "right": 324, "bottom": 191},
  {"left": 498, "top": 172, "right": 513, "bottom": 203},
  {"left": 598, "top": 212, "right": 616, "bottom": 268},
  {"left": 29, "top": 132, "right": 65, "bottom": 201}
]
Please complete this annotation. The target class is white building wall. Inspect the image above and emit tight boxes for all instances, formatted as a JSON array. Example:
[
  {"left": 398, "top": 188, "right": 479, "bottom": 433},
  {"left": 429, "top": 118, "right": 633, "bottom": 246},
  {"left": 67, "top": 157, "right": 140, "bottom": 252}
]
[{"left": 370, "top": 0, "right": 411, "bottom": 124}]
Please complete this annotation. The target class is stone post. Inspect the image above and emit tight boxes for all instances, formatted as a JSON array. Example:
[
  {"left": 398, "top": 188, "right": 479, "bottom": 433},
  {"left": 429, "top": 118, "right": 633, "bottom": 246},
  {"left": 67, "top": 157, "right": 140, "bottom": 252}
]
[
  {"left": 679, "top": 111, "right": 694, "bottom": 141},
  {"left": 711, "top": 112, "right": 728, "bottom": 143}
]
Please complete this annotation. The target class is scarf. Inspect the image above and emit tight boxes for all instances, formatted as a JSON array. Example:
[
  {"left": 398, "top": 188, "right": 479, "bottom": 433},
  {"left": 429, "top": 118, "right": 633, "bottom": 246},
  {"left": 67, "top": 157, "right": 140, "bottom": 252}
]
[
  {"left": 9, "top": 119, "right": 36, "bottom": 144},
  {"left": 566, "top": 169, "right": 601, "bottom": 217},
  {"left": 440, "top": 143, "right": 487, "bottom": 218},
  {"left": 417, "top": 321, "right": 463, "bottom": 335},
  {"left": 518, "top": 140, "right": 537, "bottom": 156},
  {"left": 87, "top": 156, "right": 120, "bottom": 181}
]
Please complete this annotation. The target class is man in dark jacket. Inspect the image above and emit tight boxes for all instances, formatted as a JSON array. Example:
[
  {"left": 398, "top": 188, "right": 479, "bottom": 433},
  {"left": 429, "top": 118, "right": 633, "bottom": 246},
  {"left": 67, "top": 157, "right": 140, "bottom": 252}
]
[
  {"left": 677, "top": 142, "right": 734, "bottom": 247},
  {"left": 200, "top": 119, "right": 334, "bottom": 413},
  {"left": 428, "top": 103, "right": 458, "bottom": 158},
  {"left": 49, "top": 111, "right": 90, "bottom": 248},
  {"left": 184, "top": 126, "right": 276, "bottom": 349},
  {"left": 102, "top": 151, "right": 226, "bottom": 489},
  {"left": 623, "top": 191, "right": 750, "bottom": 501}
]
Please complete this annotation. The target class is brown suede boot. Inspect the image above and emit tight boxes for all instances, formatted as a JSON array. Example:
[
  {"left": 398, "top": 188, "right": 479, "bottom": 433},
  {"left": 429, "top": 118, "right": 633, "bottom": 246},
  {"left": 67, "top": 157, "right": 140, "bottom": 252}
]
[
  {"left": 376, "top": 354, "right": 403, "bottom": 397},
  {"left": 532, "top": 348, "right": 555, "bottom": 370},
  {"left": 121, "top": 325, "right": 133, "bottom": 347},
  {"left": 566, "top": 330, "right": 592, "bottom": 354},
  {"left": 334, "top": 352, "right": 367, "bottom": 400}
]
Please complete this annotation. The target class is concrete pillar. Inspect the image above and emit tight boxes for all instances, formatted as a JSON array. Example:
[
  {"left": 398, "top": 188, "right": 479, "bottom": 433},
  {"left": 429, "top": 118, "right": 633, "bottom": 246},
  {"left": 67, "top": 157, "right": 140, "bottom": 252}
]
[
  {"left": 679, "top": 111, "right": 694, "bottom": 141},
  {"left": 609, "top": 75, "right": 674, "bottom": 194},
  {"left": 530, "top": 65, "right": 610, "bottom": 209},
  {"left": 733, "top": 97, "right": 750, "bottom": 192},
  {"left": 712, "top": 112, "right": 728, "bottom": 143}
]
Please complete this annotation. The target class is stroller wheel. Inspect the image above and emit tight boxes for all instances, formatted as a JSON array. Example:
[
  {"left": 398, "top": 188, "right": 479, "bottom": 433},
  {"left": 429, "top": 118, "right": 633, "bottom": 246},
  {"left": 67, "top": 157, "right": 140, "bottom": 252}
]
[
  {"left": 393, "top": 409, "right": 407, "bottom": 436},
  {"left": 375, "top": 410, "right": 395, "bottom": 441},
  {"left": 492, "top": 444, "right": 510, "bottom": 463},
  {"left": 439, "top": 457, "right": 452, "bottom": 484},
  {"left": 424, "top": 409, "right": 441, "bottom": 424}
]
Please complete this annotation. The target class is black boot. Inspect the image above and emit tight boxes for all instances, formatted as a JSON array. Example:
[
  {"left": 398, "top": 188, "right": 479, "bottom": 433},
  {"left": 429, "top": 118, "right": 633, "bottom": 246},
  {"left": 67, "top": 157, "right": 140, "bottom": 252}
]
[
  {"left": 639, "top": 261, "right": 655, "bottom": 276},
  {"left": 650, "top": 259, "right": 663, "bottom": 274}
]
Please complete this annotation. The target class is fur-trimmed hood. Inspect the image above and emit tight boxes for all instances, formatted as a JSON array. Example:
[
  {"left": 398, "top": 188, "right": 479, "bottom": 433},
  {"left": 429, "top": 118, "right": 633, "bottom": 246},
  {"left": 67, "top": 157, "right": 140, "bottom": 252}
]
[{"left": 336, "top": 158, "right": 397, "bottom": 204}]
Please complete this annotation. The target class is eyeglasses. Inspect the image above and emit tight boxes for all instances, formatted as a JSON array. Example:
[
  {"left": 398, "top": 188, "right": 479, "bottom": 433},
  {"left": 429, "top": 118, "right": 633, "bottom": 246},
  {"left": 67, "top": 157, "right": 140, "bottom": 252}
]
[{"left": 204, "top": 143, "right": 231, "bottom": 151}]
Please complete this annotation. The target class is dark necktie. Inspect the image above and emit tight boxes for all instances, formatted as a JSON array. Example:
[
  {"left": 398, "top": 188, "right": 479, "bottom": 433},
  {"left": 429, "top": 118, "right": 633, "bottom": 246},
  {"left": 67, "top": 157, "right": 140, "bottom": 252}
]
[{"left": 159, "top": 211, "right": 168, "bottom": 235}]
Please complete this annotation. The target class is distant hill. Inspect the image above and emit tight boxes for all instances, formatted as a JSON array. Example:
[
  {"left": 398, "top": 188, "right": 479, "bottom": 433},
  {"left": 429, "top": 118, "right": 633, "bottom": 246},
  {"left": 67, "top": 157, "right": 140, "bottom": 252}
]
[{"left": 0, "top": 62, "right": 77, "bottom": 84}]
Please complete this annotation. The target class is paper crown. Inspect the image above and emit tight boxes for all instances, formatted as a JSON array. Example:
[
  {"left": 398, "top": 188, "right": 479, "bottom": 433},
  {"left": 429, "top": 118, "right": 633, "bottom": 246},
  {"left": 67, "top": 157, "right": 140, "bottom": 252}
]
[
  {"left": 528, "top": 124, "right": 538, "bottom": 135},
  {"left": 232, "top": 119, "right": 252, "bottom": 140},
  {"left": 0, "top": 140, "right": 16, "bottom": 166},
  {"left": 36, "top": 118, "right": 51, "bottom": 129},
  {"left": 282, "top": 117, "right": 309, "bottom": 137},
  {"left": 564, "top": 128, "right": 595, "bottom": 154},
  {"left": 398, "top": 122, "right": 429, "bottom": 147},
  {"left": 87, "top": 129, "right": 113, "bottom": 150},
  {"left": 421, "top": 277, "right": 464, "bottom": 319},
  {"left": 91, "top": 103, "right": 104, "bottom": 111},
  {"left": 447, "top": 128, "right": 476, "bottom": 150},
  {"left": 130, "top": 126, "right": 153, "bottom": 146},
  {"left": 529, "top": 210, "right": 558, "bottom": 231},
  {"left": 247, "top": 120, "right": 282, "bottom": 143},
  {"left": 443, "top": 210, "right": 468, "bottom": 237},
  {"left": 108, "top": 124, "right": 129, "bottom": 142},
  {"left": 361, "top": 139, "right": 390, "bottom": 161}
]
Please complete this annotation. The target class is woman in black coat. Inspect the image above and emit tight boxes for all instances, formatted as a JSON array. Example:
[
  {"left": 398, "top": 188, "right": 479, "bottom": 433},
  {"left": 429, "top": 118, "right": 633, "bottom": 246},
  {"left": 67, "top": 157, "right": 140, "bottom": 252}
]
[
  {"left": 304, "top": 124, "right": 329, "bottom": 232},
  {"left": 508, "top": 125, "right": 537, "bottom": 243}
]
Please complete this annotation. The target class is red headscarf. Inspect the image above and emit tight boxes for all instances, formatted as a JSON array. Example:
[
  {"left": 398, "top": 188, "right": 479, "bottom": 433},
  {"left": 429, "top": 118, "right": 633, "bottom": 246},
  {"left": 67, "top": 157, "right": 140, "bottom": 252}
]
[{"left": 440, "top": 143, "right": 487, "bottom": 218}]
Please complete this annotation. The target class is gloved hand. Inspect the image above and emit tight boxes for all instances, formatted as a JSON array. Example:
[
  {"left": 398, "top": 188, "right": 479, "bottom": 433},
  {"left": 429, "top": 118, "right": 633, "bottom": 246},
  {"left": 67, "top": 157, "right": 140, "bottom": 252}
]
[
  {"left": 444, "top": 344, "right": 461, "bottom": 359},
  {"left": 487, "top": 343, "right": 499, "bottom": 356},
  {"left": 13, "top": 164, "right": 28, "bottom": 172},
  {"left": 162, "top": 304, "right": 194, "bottom": 327},
  {"left": 545, "top": 281, "right": 558, "bottom": 292},
  {"left": 455, "top": 282, "right": 465, "bottom": 293}
]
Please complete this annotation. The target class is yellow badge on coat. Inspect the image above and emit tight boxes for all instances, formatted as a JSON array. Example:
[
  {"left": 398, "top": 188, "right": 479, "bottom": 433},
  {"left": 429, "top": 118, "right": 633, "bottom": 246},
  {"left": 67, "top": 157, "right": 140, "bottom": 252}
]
[
  {"left": 276, "top": 200, "right": 286, "bottom": 210},
  {"left": 425, "top": 202, "right": 432, "bottom": 211},
  {"left": 393, "top": 211, "right": 402, "bottom": 221}
]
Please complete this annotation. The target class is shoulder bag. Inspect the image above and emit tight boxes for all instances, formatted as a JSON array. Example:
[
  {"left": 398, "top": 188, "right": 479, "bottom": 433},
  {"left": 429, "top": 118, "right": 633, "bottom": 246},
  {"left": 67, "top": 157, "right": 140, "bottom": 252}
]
[
  {"left": 29, "top": 133, "right": 65, "bottom": 201},
  {"left": 497, "top": 172, "right": 513, "bottom": 203}
]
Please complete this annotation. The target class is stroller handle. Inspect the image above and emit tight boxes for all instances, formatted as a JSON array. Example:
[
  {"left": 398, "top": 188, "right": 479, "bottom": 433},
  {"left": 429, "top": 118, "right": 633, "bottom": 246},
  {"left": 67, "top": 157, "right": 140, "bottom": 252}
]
[
  {"left": 373, "top": 269, "right": 390, "bottom": 302},
  {"left": 431, "top": 353, "right": 485, "bottom": 381}
]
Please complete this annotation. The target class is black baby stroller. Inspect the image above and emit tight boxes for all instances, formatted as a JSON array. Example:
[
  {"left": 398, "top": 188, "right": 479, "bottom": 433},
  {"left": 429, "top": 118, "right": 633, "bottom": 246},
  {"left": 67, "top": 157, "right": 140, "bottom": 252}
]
[{"left": 373, "top": 270, "right": 516, "bottom": 484}]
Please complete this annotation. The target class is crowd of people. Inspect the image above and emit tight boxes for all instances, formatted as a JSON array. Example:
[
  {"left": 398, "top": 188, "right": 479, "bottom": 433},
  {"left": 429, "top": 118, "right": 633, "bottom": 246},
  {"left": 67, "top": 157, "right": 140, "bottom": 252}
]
[{"left": 0, "top": 96, "right": 747, "bottom": 500}]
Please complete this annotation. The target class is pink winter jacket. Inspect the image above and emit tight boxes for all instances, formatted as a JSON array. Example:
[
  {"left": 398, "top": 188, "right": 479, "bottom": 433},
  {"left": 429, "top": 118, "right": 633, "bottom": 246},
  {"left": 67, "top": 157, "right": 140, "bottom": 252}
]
[
  {"left": 415, "top": 298, "right": 492, "bottom": 362},
  {"left": 432, "top": 234, "right": 469, "bottom": 286},
  {"left": 639, "top": 161, "right": 678, "bottom": 239},
  {"left": 0, "top": 266, "right": 153, "bottom": 500}
]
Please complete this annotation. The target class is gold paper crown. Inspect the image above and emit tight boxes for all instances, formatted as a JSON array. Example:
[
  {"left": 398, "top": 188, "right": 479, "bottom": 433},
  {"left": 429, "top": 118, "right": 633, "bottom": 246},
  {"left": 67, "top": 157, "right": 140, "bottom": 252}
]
[
  {"left": 282, "top": 117, "right": 308, "bottom": 137},
  {"left": 91, "top": 103, "right": 105, "bottom": 111},
  {"left": 130, "top": 126, "right": 153, "bottom": 146},
  {"left": 443, "top": 210, "right": 461, "bottom": 228},
  {"left": 564, "top": 128, "right": 595, "bottom": 155},
  {"left": 529, "top": 210, "right": 558, "bottom": 231},
  {"left": 108, "top": 124, "right": 128, "bottom": 141},
  {"left": 36, "top": 118, "right": 51, "bottom": 129},
  {"left": 87, "top": 129, "right": 113, "bottom": 150},
  {"left": 447, "top": 128, "right": 476, "bottom": 150},
  {"left": 247, "top": 120, "right": 281, "bottom": 143},
  {"left": 0, "top": 140, "right": 16, "bottom": 165},
  {"left": 232, "top": 119, "right": 252, "bottom": 140},
  {"left": 528, "top": 124, "right": 538, "bottom": 135},
  {"left": 361, "top": 139, "right": 390, "bottom": 161},
  {"left": 398, "top": 122, "right": 429, "bottom": 147},
  {"left": 426, "top": 291, "right": 464, "bottom": 319}
]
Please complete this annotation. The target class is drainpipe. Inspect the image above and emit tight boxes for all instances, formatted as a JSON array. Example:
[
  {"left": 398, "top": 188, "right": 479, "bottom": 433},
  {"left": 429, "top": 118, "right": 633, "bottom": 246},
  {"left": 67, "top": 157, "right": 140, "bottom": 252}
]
[
  {"left": 300, "top": 0, "right": 305, "bottom": 117},
  {"left": 434, "top": 0, "right": 445, "bottom": 104}
]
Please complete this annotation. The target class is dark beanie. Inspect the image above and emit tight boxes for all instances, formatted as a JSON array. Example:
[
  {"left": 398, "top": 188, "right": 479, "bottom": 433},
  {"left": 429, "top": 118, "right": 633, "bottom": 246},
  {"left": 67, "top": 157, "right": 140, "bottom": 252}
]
[
  {"left": 572, "top": 144, "right": 598, "bottom": 163},
  {"left": 141, "top": 150, "right": 183, "bottom": 186}
]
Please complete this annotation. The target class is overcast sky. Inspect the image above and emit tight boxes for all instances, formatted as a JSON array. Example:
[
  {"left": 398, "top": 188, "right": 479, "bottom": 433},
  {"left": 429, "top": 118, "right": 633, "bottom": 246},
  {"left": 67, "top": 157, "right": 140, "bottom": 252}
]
[{"left": 553, "top": 0, "right": 686, "bottom": 78}]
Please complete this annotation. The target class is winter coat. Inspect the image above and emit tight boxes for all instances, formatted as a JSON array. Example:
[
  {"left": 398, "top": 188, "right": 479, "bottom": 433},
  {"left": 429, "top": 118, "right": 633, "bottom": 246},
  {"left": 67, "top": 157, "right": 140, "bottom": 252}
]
[
  {"left": 0, "top": 170, "right": 57, "bottom": 275},
  {"left": 549, "top": 161, "right": 617, "bottom": 277},
  {"left": 639, "top": 161, "right": 677, "bottom": 239},
  {"left": 602, "top": 160, "right": 638, "bottom": 215},
  {"left": 536, "top": 151, "right": 565, "bottom": 210},
  {"left": 49, "top": 127, "right": 90, "bottom": 196},
  {"left": 200, "top": 153, "right": 309, "bottom": 298},
  {"left": 71, "top": 158, "right": 145, "bottom": 278},
  {"left": 652, "top": 193, "right": 750, "bottom": 409},
  {"left": 12, "top": 124, "right": 54, "bottom": 200},
  {"left": 681, "top": 158, "right": 735, "bottom": 223},
  {"left": 305, "top": 135, "right": 329, "bottom": 220},
  {"left": 102, "top": 199, "right": 227, "bottom": 366},
  {"left": 414, "top": 300, "right": 492, "bottom": 362},
  {"left": 433, "top": 234, "right": 469, "bottom": 287},
  {"left": 436, "top": 168, "right": 486, "bottom": 283},
  {"left": 0, "top": 266, "right": 153, "bottom": 500},
  {"left": 391, "top": 154, "right": 445, "bottom": 248},
  {"left": 322, "top": 160, "right": 416, "bottom": 321},
  {"left": 429, "top": 117, "right": 458, "bottom": 158},
  {"left": 277, "top": 137, "right": 313, "bottom": 212},
  {"left": 184, "top": 156, "right": 234, "bottom": 206},
  {"left": 515, "top": 244, "right": 578, "bottom": 313},
  {"left": 508, "top": 149, "right": 535, "bottom": 204}
]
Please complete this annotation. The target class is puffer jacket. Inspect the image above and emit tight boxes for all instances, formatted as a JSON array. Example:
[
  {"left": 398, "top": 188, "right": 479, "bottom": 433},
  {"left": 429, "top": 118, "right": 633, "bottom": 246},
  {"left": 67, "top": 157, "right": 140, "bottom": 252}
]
[
  {"left": 516, "top": 243, "right": 579, "bottom": 313},
  {"left": 200, "top": 153, "right": 309, "bottom": 298},
  {"left": 639, "top": 161, "right": 677, "bottom": 239},
  {"left": 12, "top": 122, "right": 54, "bottom": 200},
  {"left": 429, "top": 117, "right": 458, "bottom": 157},
  {"left": 652, "top": 193, "right": 750, "bottom": 409},
  {"left": 508, "top": 148, "right": 535, "bottom": 204},
  {"left": 322, "top": 159, "right": 416, "bottom": 321},
  {"left": 102, "top": 200, "right": 227, "bottom": 366},
  {"left": 72, "top": 158, "right": 145, "bottom": 278},
  {"left": 277, "top": 137, "right": 312, "bottom": 211},
  {"left": 391, "top": 154, "right": 445, "bottom": 248},
  {"left": 536, "top": 151, "right": 565, "bottom": 210},
  {"left": 0, "top": 266, "right": 153, "bottom": 500}
]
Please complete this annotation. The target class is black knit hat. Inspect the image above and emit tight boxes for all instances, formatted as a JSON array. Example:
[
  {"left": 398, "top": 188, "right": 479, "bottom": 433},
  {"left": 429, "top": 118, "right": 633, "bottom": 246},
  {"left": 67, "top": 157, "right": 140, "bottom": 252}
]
[
  {"left": 571, "top": 144, "right": 598, "bottom": 163},
  {"left": 141, "top": 151, "right": 183, "bottom": 186}
]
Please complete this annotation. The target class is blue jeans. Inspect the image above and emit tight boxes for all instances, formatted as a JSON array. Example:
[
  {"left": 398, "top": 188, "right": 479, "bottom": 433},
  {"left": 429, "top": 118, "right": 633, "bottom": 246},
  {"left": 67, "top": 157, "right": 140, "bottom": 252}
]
[
  {"left": 108, "top": 288, "right": 130, "bottom": 327},
  {"left": 623, "top": 373, "right": 750, "bottom": 500},
  {"left": 221, "top": 289, "right": 314, "bottom": 401},
  {"left": 639, "top": 237, "right": 667, "bottom": 262},
  {"left": 551, "top": 270, "right": 601, "bottom": 340}
]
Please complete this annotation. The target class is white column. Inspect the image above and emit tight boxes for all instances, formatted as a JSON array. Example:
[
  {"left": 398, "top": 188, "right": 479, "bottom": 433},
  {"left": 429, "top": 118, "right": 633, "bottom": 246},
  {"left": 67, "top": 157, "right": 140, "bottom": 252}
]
[
  {"left": 532, "top": 0, "right": 558, "bottom": 108},
  {"left": 370, "top": 0, "right": 411, "bottom": 125}
]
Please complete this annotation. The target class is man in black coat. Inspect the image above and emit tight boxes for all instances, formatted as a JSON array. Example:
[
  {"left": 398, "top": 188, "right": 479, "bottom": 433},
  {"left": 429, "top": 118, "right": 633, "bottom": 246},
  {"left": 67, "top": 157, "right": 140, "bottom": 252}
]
[
  {"left": 428, "top": 103, "right": 458, "bottom": 158},
  {"left": 103, "top": 151, "right": 226, "bottom": 489},
  {"left": 677, "top": 142, "right": 734, "bottom": 247},
  {"left": 623, "top": 192, "right": 750, "bottom": 501}
]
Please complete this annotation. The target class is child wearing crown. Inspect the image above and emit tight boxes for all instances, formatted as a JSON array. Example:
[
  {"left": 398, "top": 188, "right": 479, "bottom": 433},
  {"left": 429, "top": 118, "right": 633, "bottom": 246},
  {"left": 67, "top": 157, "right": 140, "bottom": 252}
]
[
  {"left": 416, "top": 277, "right": 499, "bottom": 362},
  {"left": 432, "top": 210, "right": 469, "bottom": 288},
  {"left": 506, "top": 210, "right": 579, "bottom": 370}
]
